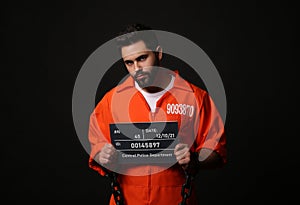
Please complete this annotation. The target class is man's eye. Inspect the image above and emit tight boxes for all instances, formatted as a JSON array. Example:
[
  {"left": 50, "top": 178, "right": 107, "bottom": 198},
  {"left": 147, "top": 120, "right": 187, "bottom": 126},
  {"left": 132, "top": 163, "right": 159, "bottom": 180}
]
[
  {"left": 138, "top": 55, "right": 147, "bottom": 61},
  {"left": 125, "top": 61, "right": 133, "bottom": 65}
]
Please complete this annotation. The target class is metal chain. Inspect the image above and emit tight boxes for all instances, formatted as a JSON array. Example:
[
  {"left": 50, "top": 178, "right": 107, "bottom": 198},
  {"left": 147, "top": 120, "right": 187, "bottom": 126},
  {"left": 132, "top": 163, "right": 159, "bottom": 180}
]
[
  {"left": 179, "top": 152, "right": 200, "bottom": 205},
  {"left": 179, "top": 171, "right": 194, "bottom": 205},
  {"left": 100, "top": 164, "right": 125, "bottom": 205},
  {"left": 105, "top": 171, "right": 124, "bottom": 205},
  {"left": 100, "top": 152, "right": 200, "bottom": 205}
]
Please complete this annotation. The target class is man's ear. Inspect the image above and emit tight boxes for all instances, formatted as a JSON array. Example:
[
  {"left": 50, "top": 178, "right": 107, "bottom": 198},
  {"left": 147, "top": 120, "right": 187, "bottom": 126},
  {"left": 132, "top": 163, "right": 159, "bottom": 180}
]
[{"left": 155, "top": 45, "right": 163, "bottom": 61}]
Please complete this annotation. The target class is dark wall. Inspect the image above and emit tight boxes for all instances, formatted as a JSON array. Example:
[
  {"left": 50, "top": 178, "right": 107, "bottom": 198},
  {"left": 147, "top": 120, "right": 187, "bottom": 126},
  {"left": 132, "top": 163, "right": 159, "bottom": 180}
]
[{"left": 3, "top": 1, "right": 297, "bottom": 204}]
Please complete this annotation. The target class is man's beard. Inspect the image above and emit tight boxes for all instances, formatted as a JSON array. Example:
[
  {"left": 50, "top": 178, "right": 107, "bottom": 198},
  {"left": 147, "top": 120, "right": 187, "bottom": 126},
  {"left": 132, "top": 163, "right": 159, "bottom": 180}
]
[
  {"left": 135, "top": 60, "right": 160, "bottom": 88},
  {"left": 134, "top": 70, "right": 154, "bottom": 88}
]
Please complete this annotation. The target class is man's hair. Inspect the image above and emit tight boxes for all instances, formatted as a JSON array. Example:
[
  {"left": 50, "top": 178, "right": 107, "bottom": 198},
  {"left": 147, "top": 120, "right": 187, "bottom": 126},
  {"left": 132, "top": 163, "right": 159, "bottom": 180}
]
[{"left": 115, "top": 23, "right": 159, "bottom": 53}]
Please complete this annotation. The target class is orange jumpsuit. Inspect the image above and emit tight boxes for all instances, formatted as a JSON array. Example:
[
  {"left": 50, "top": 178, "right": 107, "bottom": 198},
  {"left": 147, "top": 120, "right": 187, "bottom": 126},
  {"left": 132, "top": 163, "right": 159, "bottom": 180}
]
[{"left": 88, "top": 71, "right": 227, "bottom": 205}]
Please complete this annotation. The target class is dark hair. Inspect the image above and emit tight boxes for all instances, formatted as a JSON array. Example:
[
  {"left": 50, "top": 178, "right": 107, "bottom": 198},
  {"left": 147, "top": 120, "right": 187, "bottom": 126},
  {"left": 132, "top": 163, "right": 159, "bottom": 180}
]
[{"left": 115, "top": 23, "right": 159, "bottom": 54}]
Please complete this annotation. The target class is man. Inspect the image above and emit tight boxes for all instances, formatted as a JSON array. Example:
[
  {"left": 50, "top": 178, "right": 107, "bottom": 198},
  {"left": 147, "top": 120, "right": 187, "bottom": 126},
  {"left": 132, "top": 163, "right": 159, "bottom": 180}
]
[{"left": 88, "top": 23, "right": 227, "bottom": 205}]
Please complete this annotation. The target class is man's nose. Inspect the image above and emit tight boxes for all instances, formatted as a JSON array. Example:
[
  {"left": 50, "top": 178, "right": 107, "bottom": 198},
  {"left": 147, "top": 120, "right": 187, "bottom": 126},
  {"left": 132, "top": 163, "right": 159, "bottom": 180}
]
[{"left": 134, "top": 61, "right": 142, "bottom": 72}]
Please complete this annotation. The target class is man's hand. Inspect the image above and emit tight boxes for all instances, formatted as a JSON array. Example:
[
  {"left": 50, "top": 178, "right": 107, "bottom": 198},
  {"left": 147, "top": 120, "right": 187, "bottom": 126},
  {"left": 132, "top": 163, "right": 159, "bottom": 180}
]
[
  {"left": 174, "top": 143, "right": 190, "bottom": 169},
  {"left": 97, "top": 143, "right": 117, "bottom": 166}
]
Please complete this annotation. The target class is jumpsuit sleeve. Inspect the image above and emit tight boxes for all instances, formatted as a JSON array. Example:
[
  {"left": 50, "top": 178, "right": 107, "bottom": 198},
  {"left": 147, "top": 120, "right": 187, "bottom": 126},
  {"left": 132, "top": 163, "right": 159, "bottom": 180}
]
[
  {"left": 194, "top": 91, "right": 227, "bottom": 164},
  {"left": 88, "top": 94, "right": 112, "bottom": 176}
]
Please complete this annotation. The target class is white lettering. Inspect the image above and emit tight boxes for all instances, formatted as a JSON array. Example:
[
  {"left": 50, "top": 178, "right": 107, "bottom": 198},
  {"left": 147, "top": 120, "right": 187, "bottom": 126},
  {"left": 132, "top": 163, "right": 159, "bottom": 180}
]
[{"left": 166, "top": 103, "right": 194, "bottom": 117}]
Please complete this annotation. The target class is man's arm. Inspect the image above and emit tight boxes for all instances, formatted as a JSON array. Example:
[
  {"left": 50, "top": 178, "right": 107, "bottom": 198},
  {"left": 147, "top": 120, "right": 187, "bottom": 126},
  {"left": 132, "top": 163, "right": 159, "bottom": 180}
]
[
  {"left": 174, "top": 145, "right": 224, "bottom": 171},
  {"left": 197, "top": 148, "right": 224, "bottom": 169},
  {"left": 93, "top": 143, "right": 118, "bottom": 171}
]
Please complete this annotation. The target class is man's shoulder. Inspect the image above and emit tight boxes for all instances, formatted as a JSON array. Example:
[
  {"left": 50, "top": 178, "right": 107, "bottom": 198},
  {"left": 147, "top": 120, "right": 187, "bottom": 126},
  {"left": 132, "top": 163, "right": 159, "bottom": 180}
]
[
  {"left": 99, "top": 76, "right": 134, "bottom": 99},
  {"left": 174, "top": 73, "right": 207, "bottom": 95}
]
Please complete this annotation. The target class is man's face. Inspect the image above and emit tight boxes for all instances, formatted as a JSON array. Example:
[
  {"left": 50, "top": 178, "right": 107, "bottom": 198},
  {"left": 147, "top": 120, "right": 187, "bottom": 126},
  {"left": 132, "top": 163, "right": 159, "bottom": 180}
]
[{"left": 121, "top": 40, "right": 162, "bottom": 88}]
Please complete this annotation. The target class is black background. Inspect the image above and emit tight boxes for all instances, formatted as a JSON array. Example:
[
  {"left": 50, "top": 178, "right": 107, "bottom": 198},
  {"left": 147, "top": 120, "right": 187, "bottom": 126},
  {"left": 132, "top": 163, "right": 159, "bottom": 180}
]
[{"left": 2, "top": 1, "right": 298, "bottom": 204}]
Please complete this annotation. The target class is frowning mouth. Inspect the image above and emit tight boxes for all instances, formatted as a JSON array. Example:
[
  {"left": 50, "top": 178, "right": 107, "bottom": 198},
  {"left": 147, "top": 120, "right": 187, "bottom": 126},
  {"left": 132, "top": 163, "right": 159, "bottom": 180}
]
[{"left": 135, "top": 73, "right": 148, "bottom": 81}]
